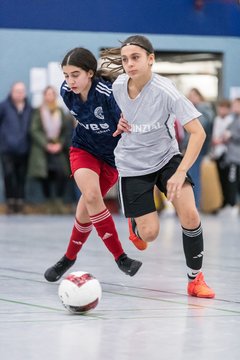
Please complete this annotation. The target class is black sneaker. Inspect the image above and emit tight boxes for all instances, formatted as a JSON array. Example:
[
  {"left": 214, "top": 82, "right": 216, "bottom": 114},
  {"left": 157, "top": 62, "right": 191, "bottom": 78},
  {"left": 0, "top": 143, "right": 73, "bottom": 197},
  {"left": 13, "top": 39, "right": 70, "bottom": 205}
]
[
  {"left": 44, "top": 255, "right": 76, "bottom": 282},
  {"left": 116, "top": 253, "right": 142, "bottom": 276}
]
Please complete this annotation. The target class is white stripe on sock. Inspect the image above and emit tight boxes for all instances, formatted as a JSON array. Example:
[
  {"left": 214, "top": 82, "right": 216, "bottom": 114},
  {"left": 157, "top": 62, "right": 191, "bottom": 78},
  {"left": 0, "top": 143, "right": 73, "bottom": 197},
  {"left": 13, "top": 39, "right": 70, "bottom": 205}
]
[
  {"left": 74, "top": 220, "right": 93, "bottom": 233},
  {"left": 90, "top": 209, "right": 111, "bottom": 224}
]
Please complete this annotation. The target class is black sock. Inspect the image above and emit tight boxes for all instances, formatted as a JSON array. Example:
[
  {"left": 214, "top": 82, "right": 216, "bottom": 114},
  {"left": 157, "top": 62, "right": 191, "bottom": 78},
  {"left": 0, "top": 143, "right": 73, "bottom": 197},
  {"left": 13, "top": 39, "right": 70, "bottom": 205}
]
[{"left": 182, "top": 223, "right": 203, "bottom": 279}]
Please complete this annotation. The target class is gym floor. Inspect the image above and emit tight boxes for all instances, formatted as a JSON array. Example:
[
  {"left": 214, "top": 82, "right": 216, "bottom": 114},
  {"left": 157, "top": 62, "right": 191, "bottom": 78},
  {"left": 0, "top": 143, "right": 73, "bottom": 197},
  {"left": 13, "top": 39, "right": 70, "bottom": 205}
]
[{"left": 0, "top": 210, "right": 239, "bottom": 360}]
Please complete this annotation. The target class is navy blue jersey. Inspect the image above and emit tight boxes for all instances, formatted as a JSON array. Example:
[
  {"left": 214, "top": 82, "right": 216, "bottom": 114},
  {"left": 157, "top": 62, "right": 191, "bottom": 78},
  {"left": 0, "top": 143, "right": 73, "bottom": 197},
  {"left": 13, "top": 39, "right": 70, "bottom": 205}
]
[{"left": 60, "top": 78, "right": 121, "bottom": 168}]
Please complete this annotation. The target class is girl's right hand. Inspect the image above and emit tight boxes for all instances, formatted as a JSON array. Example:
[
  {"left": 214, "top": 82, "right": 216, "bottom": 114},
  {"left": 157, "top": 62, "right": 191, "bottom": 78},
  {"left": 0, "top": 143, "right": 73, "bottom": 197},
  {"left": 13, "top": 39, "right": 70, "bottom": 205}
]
[{"left": 113, "top": 115, "right": 131, "bottom": 137}]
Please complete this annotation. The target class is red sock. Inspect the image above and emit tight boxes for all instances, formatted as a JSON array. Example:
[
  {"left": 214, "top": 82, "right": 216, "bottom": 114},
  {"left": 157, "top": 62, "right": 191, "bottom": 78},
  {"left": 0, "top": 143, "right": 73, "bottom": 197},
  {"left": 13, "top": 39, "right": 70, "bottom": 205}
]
[
  {"left": 89, "top": 208, "right": 124, "bottom": 260},
  {"left": 65, "top": 219, "right": 93, "bottom": 260}
]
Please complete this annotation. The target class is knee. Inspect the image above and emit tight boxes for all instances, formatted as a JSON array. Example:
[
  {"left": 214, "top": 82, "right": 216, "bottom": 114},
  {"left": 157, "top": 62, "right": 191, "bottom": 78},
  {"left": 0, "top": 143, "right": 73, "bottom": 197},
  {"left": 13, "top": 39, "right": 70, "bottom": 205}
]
[
  {"left": 140, "top": 224, "right": 159, "bottom": 243},
  {"left": 180, "top": 208, "right": 200, "bottom": 229},
  {"left": 83, "top": 189, "right": 100, "bottom": 206}
]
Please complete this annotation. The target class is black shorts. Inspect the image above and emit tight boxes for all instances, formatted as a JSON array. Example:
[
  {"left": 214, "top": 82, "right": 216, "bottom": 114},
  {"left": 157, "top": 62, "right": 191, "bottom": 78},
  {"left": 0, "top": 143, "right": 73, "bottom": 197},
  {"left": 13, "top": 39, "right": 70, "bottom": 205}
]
[{"left": 118, "top": 154, "right": 194, "bottom": 218}]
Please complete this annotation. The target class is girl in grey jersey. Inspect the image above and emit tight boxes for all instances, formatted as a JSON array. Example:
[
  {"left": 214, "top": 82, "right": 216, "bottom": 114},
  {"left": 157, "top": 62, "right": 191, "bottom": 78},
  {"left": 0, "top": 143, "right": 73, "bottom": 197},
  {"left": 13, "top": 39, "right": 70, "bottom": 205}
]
[{"left": 101, "top": 35, "right": 215, "bottom": 298}]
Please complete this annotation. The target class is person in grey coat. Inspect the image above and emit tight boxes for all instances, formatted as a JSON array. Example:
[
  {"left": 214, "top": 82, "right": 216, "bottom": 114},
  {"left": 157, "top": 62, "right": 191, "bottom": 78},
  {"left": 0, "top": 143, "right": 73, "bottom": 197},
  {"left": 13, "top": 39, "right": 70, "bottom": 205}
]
[{"left": 222, "top": 98, "right": 240, "bottom": 211}]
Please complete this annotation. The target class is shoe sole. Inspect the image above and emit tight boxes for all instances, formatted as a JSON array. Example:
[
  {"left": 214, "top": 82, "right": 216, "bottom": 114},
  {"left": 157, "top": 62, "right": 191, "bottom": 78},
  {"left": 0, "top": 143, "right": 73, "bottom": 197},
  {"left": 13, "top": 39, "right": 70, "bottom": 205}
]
[
  {"left": 44, "top": 259, "right": 76, "bottom": 282},
  {"left": 130, "top": 240, "right": 148, "bottom": 251},
  {"left": 188, "top": 292, "right": 215, "bottom": 298},
  {"left": 129, "top": 236, "right": 148, "bottom": 251},
  {"left": 129, "top": 261, "right": 142, "bottom": 276},
  {"left": 44, "top": 270, "right": 62, "bottom": 282}
]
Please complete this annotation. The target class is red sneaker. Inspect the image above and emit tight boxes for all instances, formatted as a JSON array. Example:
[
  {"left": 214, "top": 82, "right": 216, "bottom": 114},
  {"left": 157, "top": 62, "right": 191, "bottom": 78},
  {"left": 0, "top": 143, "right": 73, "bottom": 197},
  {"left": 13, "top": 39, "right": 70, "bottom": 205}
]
[
  {"left": 188, "top": 272, "right": 215, "bottom": 298},
  {"left": 128, "top": 218, "right": 148, "bottom": 251}
]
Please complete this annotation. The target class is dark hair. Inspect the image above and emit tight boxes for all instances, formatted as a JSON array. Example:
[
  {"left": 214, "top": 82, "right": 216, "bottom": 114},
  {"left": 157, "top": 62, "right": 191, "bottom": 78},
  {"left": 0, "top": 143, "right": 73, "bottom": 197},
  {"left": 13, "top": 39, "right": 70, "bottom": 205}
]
[
  {"left": 120, "top": 35, "right": 154, "bottom": 54},
  {"left": 217, "top": 99, "right": 231, "bottom": 108},
  {"left": 189, "top": 88, "right": 205, "bottom": 102},
  {"left": 43, "top": 85, "right": 57, "bottom": 95},
  {"left": 101, "top": 35, "right": 154, "bottom": 75},
  {"left": 61, "top": 47, "right": 116, "bottom": 82},
  {"left": 61, "top": 47, "right": 98, "bottom": 76}
]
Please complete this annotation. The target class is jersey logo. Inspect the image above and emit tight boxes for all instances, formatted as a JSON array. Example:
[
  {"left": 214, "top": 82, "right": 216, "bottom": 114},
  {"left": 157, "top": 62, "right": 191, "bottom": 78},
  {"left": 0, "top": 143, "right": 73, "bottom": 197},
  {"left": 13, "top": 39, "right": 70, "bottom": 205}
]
[
  {"left": 78, "top": 121, "right": 110, "bottom": 134},
  {"left": 94, "top": 106, "right": 104, "bottom": 120}
]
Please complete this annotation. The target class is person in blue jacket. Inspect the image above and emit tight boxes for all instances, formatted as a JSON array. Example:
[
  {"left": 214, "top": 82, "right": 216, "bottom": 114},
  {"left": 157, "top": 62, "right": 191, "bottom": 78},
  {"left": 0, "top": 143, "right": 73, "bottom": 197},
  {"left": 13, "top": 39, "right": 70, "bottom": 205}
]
[
  {"left": 44, "top": 47, "right": 142, "bottom": 282},
  {"left": 0, "top": 82, "right": 32, "bottom": 214}
]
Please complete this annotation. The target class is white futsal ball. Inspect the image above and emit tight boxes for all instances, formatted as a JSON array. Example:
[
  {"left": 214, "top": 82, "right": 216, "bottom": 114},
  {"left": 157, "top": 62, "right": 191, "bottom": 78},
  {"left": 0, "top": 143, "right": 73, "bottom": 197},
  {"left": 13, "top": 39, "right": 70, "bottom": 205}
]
[{"left": 58, "top": 271, "right": 102, "bottom": 314}]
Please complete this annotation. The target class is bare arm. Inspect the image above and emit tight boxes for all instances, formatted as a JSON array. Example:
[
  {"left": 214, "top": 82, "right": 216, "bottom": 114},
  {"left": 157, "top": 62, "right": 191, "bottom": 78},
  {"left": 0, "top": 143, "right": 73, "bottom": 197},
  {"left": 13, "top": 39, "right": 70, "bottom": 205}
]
[
  {"left": 177, "top": 118, "right": 206, "bottom": 172},
  {"left": 167, "top": 118, "right": 206, "bottom": 201}
]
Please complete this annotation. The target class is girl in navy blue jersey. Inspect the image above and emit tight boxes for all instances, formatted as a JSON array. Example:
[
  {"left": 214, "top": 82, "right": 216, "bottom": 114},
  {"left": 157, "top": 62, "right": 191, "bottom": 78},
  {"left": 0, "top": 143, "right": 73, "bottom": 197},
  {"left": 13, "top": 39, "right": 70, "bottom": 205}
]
[{"left": 44, "top": 47, "right": 142, "bottom": 282}]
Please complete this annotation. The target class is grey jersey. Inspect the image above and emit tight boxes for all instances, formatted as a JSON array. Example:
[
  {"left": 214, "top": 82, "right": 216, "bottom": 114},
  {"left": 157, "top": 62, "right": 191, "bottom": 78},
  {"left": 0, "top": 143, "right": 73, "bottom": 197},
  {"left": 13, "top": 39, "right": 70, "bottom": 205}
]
[{"left": 112, "top": 73, "right": 201, "bottom": 177}]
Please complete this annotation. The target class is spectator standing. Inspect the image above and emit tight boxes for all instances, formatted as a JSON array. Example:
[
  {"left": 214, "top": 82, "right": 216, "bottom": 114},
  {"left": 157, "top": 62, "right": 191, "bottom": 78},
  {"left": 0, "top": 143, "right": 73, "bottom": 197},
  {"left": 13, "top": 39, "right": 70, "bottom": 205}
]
[
  {"left": 0, "top": 82, "right": 32, "bottom": 214},
  {"left": 28, "top": 86, "right": 71, "bottom": 213},
  {"left": 211, "top": 99, "right": 233, "bottom": 208},
  {"left": 186, "top": 88, "right": 215, "bottom": 209},
  {"left": 221, "top": 98, "right": 240, "bottom": 214}
]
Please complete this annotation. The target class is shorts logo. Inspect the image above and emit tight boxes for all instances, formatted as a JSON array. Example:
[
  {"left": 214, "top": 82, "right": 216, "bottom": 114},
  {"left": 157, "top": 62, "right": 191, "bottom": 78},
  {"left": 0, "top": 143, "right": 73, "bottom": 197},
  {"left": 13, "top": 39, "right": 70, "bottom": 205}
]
[{"left": 94, "top": 106, "right": 104, "bottom": 120}]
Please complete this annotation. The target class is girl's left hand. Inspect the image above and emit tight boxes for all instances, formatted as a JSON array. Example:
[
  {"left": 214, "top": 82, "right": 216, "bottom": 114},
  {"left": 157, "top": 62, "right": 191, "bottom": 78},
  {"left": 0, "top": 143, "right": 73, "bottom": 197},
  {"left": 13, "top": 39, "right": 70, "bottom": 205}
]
[
  {"left": 166, "top": 170, "right": 186, "bottom": 202},
  {"left": 113, "top": 114, "right": 131, "bottom": 137}
]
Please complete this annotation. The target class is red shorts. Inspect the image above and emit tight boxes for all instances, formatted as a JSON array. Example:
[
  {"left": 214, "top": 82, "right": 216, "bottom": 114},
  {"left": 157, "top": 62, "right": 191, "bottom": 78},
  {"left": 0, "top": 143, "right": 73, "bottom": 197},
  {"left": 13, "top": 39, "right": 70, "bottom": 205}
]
[{"left": 69, "top": 147, "right": 118, "bottom": 197}]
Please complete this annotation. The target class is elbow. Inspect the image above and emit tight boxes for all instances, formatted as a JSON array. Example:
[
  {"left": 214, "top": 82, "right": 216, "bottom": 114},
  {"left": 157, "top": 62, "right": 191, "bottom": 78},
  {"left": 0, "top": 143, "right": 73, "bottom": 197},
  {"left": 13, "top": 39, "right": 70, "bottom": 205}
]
[{"left": 197, "top": 128, "right": 206, "bottom": 149}]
